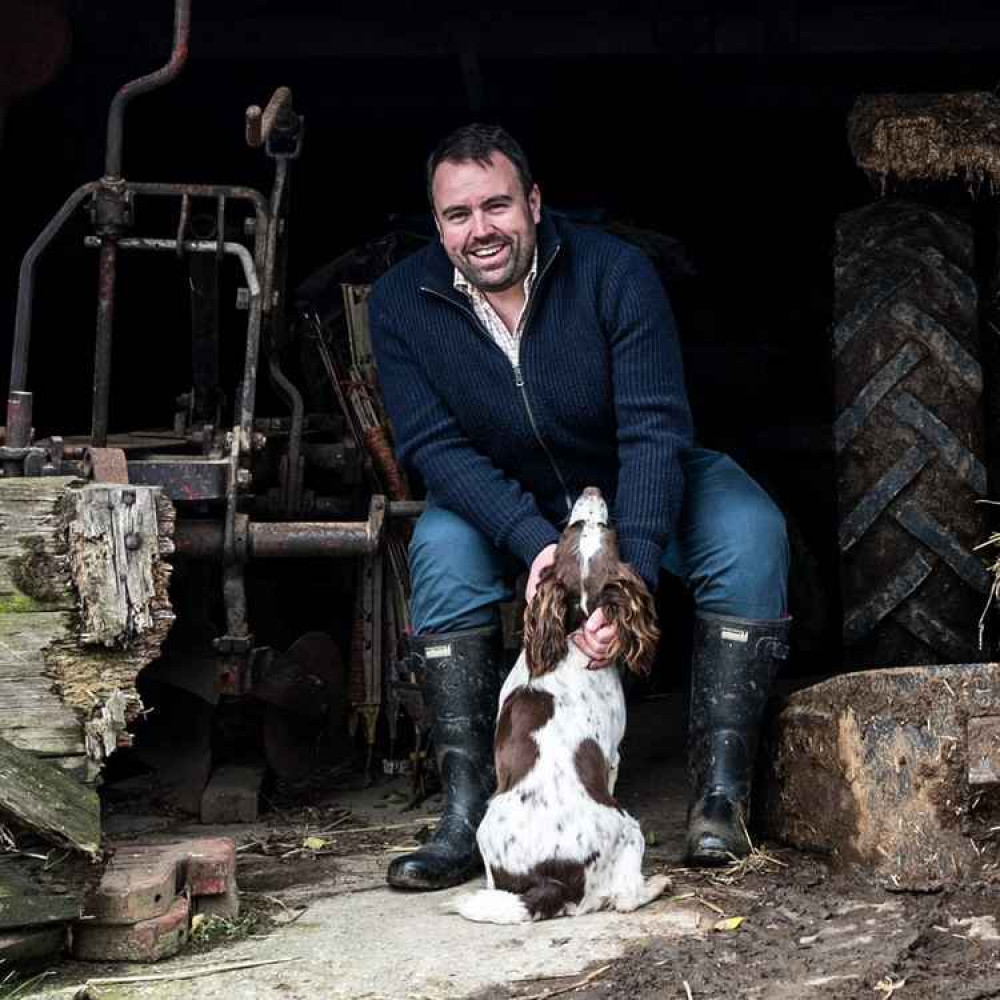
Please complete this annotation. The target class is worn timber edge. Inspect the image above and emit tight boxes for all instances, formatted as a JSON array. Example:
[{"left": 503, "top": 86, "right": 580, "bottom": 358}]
[{"left": 0, "top": 478, "right": 176, "bottom": 781}]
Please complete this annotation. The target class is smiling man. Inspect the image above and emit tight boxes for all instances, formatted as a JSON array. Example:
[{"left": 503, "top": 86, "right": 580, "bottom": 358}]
[{"left": 370, "top": 124, "right": 791, "bottom": 892}]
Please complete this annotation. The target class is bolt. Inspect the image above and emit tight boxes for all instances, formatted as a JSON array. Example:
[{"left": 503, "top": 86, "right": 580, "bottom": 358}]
[
  {"left": 124, "top": 532, "right": 142, "bottom": 550},
  {"left": 236, "top": 468, "right": 252, "bottom": 487},
  {"left": 121, "top": 489, "right": 136, "bottom": 506}
]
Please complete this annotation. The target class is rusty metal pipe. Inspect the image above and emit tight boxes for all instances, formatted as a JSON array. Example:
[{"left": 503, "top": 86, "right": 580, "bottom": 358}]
[
  {"left": 105, "top": 0, "right": 192, "bottom": 179},
  {"left": 9, "top": 182, "right": 101, "bottom": 393},
  {"left": 126, "top": 182, "right": 269, "bottom": 239},
  {"left": 3, "top": 392, "right": 32, "bottom": 449},
  {"left": 1, "top": 391, "right": 33, "bottom": 478},
  {"left": 173, "top": 520, "right": 380, "bottom": 558},
  {"left": 84, "top": 237, "right": 260, "bottom": 298},
  {"left": 249, "top": 522, "right": 377, "bottom": 558},
  {"left": 91, "top": 240, "right": 118, "bottom": 445}
]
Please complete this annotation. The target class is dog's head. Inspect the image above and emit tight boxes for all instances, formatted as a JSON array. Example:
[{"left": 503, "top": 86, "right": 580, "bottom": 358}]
[{"left": 523, "top": 487, "right": 659, "bottom": 678}]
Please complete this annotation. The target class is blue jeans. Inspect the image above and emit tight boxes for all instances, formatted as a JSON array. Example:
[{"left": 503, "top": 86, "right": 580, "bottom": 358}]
[{"left": 409, "top": 448, "right": 789, "bottom": 633}]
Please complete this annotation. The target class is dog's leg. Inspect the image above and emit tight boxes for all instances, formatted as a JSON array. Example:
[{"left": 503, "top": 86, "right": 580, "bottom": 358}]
[{"left": 609, "top": 819, "right": 670, "bottom": 913}]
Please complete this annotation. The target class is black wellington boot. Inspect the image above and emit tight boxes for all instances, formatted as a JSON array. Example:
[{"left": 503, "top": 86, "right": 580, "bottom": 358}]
[
  {"left": 685, "top": 611, "right": 791, "bottom": 865},
  {"left": 387, "top": 625, "right": 505, "bottom": 891}
]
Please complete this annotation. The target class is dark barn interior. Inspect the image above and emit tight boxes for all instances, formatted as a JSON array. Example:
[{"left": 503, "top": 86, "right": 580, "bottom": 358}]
[
  {"left": 6, "top": 3, "right": 1000, "bottom": 985},
  {"left": 3, "top": 1, "right": 1000, "bottom": 728}
]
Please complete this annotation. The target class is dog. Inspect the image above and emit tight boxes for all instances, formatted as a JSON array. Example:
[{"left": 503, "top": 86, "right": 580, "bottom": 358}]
[{"left": 452, "top": 487, "right": 669, "bottom": 923}]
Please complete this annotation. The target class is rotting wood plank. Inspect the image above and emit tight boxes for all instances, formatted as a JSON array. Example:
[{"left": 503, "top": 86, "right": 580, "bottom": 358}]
[
  {"left": 0, "top": 477, "right": 78, "bottom": 613},
  {"left": 0, "top": 478, "right": 175, "bottom": 772},
  {"left": 0, "top": 884, "right": 79, "bottom": 931},
  {"left": 0, "top": 925, "right": 66, "bottom": 962},
  {"left": 0, "top": 736, "right": 100, "bottom": 857}
]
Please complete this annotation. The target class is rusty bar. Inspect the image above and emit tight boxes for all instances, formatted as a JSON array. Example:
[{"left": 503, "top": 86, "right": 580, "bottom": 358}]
[
  {"left": 387, "top": 500, "right": 427, "bottom": 519},
  {"left": 172, "top": 521, "right": 224, "bottom": 558},
  {"left": 2, "top": 391, "right": 33, "bottom": 477},
  {"left": 4, "top": 391, "right": 32, "bottom": 450},
  {"left": 105, "top": 0, "right": 192, "bottom": 179},
  {"left": 260, "top": 87, "right": 293, "bottom": 147},
  {"left": 91, "top": 240, "right": 118, "bottom": 446},
  {"left": 85, "top": 238, "right": 260, "bottom": 298},
  {"left": 173, "top": 519, "right": 380, "bottom": 558},
  {"left": 267, "top": 355, "right": 304, "bottom": 514},
  {"left": 175, "top": 192, "right": 191, "bottom": 255},
  {"left": 9, "top": 182, "right": 102, "bottom": 393},
  {"left": 248, "top": 522, "right": 377, "bottom": 558},
  {"left": 126, "top": 182, "right": 268, "bottom": 266}
]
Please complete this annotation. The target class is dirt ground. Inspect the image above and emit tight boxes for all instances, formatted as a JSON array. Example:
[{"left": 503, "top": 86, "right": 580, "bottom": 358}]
[{"left": 23, "top": 693, "right": 1000, "bottom": 1000}]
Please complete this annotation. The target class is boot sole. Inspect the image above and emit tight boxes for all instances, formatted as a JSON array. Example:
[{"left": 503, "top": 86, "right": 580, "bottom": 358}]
[{"left": 386, "top": 868, "right": 479, "bottom": 891}]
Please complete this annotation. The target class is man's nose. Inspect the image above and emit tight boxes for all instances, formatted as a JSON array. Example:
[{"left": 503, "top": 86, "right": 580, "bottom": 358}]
[{"left": 469, "top": 211, "right": 493, "bottom": 239}]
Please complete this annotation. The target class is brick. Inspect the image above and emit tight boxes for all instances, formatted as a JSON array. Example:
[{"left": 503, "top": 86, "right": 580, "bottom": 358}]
[
  {"left": 184, "top": 838, "right": 237, "bottom": 897},
  {"left": 758, "top": 662, "right": 1000, "bottom": 889},
  {"left": 83, "top": 847, "right": 178, "bottom": 924},
  {"left": 199, "top": 765, "right": 264, "bottom": 824},
  {"left": 73, "top": 894, "right": 189, "bottom": 962},
  {"left": 192, "top": 885, "right": 240, "bottom": 921},
  {"left": 84, "top": 837, "right": 237, "bottom": 924}
]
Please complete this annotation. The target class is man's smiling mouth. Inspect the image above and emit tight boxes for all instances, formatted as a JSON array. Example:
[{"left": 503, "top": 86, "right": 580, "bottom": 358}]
[{"left": 468, "top": 243, "right": 509, "bottom": 260}]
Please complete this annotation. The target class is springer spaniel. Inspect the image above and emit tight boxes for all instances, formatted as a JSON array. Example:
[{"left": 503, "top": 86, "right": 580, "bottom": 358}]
[{"left": 452, "top": 487, "right": 669, "bottom": 923}]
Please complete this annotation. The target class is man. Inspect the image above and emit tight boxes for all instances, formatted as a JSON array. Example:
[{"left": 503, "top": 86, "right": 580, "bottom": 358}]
[{"left": 370, "top": 124, "right": 789, "bottom": 891}]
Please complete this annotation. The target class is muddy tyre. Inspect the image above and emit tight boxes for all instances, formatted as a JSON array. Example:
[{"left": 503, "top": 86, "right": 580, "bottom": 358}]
[{"left": 833, "top": 200, "right": 990, "bottom": 667}]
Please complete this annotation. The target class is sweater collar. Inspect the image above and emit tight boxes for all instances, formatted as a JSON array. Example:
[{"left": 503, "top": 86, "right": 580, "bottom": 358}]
[{"left": 420, "top": 210, "right": 561, "bottom": 299}]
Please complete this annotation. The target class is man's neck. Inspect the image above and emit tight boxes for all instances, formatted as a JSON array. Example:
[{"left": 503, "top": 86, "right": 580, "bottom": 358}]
[{"left": 484, "top": 285, "right": 527, "bottom": 329}]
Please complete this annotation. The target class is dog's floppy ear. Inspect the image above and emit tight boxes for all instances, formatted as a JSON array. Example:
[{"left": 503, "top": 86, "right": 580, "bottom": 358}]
[
  {"left": 600, "top": 566, "right": 659, "bottom": 676},
  {"left": 523, "top": 570, "right": 569, "bottom": 677}
]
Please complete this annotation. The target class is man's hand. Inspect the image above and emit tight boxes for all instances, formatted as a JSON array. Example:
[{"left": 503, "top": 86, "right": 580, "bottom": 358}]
[
  {"left": 571, "top": 606, "right": 618, "bottom": 670},
  {"left": 525, "top": 544, "right": 557, "bottom": 605}
]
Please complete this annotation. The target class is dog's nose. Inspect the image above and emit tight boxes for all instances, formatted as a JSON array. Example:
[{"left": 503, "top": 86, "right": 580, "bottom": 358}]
[{"left": 582, "top": 487, "right": 603, "bottom": 500}]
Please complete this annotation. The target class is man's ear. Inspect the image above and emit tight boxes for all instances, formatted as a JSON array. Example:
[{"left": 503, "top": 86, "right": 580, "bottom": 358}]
[
  {"left": 529, "top": 184, "right": 541, "bottom": 225},
  {"left": 523, "top": 571, "right": 568, "bottom": 676}
]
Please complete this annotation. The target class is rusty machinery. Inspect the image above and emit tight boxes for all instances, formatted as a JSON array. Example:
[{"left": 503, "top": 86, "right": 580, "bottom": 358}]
[{"left": 1, "top": 0, "right": 424, "bottom": 785}]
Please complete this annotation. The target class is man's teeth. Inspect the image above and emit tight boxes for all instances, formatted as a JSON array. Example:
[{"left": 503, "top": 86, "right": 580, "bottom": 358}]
[{"left": 470, "top": 245, "right": 506, "bottom": 258}]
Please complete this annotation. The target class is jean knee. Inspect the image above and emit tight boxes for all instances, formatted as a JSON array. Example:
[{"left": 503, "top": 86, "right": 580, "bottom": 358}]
[
  {"left": 722, "top": 494, "right": 788, "bottom": 617},
  {"left": 409, "top": 506, "right": 512, "bottom": 633}
]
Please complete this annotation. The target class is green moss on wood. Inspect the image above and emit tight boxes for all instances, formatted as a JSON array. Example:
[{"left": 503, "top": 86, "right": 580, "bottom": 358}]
[{"left": 0, "top": 594, "right": 43, "bottom": 615}]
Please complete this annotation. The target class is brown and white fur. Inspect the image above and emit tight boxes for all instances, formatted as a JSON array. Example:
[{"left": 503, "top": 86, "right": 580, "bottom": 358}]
[{"left": 452, "top": 487, "right": 669, "bottom": 923}]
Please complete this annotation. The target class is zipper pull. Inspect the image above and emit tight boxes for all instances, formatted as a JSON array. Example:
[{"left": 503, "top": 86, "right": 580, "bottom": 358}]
[{"left": 513, "top": 364, "right": 525, "bottom": 387}]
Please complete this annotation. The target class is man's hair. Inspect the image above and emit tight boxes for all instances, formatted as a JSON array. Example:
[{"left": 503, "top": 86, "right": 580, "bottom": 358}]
[{"left": 426, "top": 123, "right": 534, "bottom": 206}]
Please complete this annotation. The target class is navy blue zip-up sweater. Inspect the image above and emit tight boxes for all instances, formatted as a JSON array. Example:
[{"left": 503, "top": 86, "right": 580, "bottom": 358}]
[{"left": 369, "top": 211, "right": 694, "bottom": 589}]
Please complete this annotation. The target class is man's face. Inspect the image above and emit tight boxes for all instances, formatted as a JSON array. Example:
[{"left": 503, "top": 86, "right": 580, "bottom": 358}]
[{"left": 431, "top": 152, "right": 541, "bottom": 294}]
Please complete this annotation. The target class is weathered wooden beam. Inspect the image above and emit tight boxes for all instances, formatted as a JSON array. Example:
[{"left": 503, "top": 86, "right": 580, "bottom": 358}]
[
  {"left": 0, "top": 736, "right": 100, "bottom": 857},
  {"left": 0, "top": 478, "right": 175, "bottom": 777}
]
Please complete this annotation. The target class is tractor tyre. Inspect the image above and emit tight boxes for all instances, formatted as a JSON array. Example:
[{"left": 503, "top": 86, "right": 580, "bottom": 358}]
[{"left": 833, "top": 199, "right": 990, "bottom": 667}]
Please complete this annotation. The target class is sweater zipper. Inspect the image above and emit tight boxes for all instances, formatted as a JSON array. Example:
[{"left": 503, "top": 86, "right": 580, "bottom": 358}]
[
  {"left": 419, "top": 244, "right": 573, "bottom": 518},
  {"left": 512, "top": 359, "right": 573, "bottom": 517}
]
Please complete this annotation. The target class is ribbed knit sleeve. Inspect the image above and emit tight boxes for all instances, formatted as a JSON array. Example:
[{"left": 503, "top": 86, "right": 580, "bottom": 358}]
[
  {"left": 370, "top": 281, "right": 561, "bottom": 568},
  {"left": 600, "top": 247, "right": 694, "bottom": 588}
]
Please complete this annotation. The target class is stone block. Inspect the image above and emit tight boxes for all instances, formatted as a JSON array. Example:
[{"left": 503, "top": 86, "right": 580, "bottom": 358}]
[
  {"left": 199, "top": 765, "right": 263, "bottom": 824},
  {"left": 758, "top": 661, "right": 1000, "bottom": 889}
]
